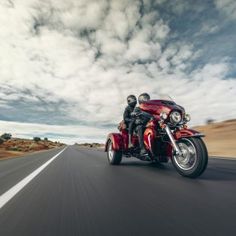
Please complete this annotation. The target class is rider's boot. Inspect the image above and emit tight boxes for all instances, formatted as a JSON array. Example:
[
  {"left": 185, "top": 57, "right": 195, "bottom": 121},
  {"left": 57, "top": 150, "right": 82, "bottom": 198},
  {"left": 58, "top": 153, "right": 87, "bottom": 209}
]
[
  {"left": 140, "top": 148, "right": 148, "bottom": 156},
  {"left": 128, "top": 134, "right": 133, "bottom": 149},
  {"left": 140, "top": 148, "right": 151, "bottom": 161}
]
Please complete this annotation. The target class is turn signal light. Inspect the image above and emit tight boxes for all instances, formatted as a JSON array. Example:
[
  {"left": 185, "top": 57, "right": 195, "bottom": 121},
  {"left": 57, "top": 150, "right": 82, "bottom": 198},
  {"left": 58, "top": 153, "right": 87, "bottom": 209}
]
[{"left": 160, "top": 123, "right": 166, "bottom": 129}]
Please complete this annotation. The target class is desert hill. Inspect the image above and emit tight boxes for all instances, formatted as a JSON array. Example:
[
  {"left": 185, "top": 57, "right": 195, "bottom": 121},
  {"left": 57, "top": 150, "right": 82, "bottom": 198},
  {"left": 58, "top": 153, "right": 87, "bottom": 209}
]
[
  {"left": 193, "top": 119, "right": 236, "bottom": 157},
  {"left": 0, "top": 137, "right": 64, "bottom": 159}
]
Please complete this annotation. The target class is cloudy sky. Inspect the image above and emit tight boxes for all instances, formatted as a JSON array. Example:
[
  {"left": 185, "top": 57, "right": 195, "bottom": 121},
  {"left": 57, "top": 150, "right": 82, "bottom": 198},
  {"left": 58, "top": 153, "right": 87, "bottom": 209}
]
[{"left": 0, "top": 0, "right": 236, "bottom": 144}]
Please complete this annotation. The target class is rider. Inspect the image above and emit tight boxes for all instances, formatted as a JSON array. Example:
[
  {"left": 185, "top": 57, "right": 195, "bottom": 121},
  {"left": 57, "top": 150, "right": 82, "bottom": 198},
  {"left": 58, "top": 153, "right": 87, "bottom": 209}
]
[
  {"left": 133, "top": 93, "right": 152, "bottom": 157},
  {"left": 123, "top": 95, "right": 137, "bottom": 148}
]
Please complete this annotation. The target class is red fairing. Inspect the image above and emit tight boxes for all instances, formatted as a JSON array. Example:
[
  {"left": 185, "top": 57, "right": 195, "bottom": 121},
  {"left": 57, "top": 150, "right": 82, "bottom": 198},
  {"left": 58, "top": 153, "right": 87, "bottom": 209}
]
[
  {"left": 105, "top": 133, "right": 123, "bottom": 151},
  {"left": 121, "top": 129, "right": 129, "bottom": 150},
  {"left": 140, "top": 100, "right": 185, "bottom": 117},
  {"left": 143, "top": 126, "right": 156, "bottom": 152},
  {"left": 174, "top": 128, "right": 204, "bottom": 140},
  {"left": 143, "top": 119, "right": 159, "bottom": 152}
]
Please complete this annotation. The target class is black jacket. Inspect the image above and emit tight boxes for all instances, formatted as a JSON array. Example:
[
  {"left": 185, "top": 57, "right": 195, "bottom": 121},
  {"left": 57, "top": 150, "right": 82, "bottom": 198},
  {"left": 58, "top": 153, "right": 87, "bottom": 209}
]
[
  {"left": 132, "top": 107, "right": 152, "bottom": 125},
  {"left": 123, "top": 105, "right": 135, "bottom": 126}
]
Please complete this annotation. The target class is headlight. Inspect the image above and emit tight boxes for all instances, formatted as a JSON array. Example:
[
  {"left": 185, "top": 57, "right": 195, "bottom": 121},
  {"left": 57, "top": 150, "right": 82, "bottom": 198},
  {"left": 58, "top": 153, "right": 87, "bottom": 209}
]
[
  {"left": 160, "top": 112, "right": 168, "bottom": 120},
  {"left": 184, "top": 113, "right": 191, "bottom": 122},
  {"left": 170, "top": 111, "right": 182, "bottom": 124}
]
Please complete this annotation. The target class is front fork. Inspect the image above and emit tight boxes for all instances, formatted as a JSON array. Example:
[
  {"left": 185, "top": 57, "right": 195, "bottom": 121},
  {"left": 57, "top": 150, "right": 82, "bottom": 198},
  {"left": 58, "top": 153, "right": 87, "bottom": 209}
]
[{"left": 164, "top": 125, "right": 182, "bottom": 155}]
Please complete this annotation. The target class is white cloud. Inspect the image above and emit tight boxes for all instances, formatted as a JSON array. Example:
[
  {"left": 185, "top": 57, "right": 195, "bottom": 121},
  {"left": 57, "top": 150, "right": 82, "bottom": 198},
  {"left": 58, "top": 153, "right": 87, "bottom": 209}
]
[
  {"left": 0, "top": 0, "right": 236, "bottom": 142},
  {"left": 170, "top": 44, "right": 193, "bottom": 66},
  {"left": 152, "top": 21, "right": 170, "bottom": 41},
  {"left": 214, "top": 0, "right": 236, "bottom": 20},
  {"left": 199, "top": 23, "right": 219, "bottom": 35},
  {"left": 0, "top": 120, "right": 107, "bottom": 144}
]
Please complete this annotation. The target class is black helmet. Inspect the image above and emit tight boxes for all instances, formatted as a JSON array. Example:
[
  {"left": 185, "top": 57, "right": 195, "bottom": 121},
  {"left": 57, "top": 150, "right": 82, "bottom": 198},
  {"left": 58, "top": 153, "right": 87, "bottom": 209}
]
[
  {"left": 127, "top": 95, "right": 137, "bottom": 108},
  {"left": 138, "top": 93, "right": 150, "bottom": 104}
]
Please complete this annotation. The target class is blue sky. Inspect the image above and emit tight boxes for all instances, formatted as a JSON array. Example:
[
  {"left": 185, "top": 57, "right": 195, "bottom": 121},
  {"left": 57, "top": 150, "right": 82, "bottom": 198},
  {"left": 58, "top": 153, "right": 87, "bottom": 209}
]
[{"left": 0, "top": 0, "right": 236, "bottom": 144}]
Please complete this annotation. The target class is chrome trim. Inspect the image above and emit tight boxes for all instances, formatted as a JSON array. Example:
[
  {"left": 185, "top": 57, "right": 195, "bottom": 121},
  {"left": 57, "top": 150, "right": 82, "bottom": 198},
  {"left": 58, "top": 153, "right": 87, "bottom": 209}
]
[
  {"left": 148, "top": 134, "right": 152, "bottom": 148},
  {"left": 108, "top": 142, "right": 114, "bottom": 161},
  {"left": 164, "top": 125, "right": 182, "bottom": 155},
  {"left": 170, "top": 111, "right": 182, "bottom": 125},
  {"left": 184, "top": 113, "right": 191, "bottom": 122},
  {"left": 173, "top": 138, "right": 197, "bottom": 171},
  {"left": 160, "top": 112, "right": 168, "bottom": 120},
  {"left": 148, "top": 133, "right": 154, "bottom": 156}
]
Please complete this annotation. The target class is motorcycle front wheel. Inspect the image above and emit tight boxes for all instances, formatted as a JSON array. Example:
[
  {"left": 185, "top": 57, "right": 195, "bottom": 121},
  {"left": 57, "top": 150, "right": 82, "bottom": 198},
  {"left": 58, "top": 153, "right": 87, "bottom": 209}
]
[{"left": 171, "top": 137, "right": 208, "bottom": 178}]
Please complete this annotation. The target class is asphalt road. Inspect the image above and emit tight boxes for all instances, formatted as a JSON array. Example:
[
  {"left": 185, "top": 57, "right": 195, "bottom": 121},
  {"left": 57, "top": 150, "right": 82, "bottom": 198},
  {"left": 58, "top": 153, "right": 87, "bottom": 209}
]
[{"left": 0, "top": 145, "right": 236, "bottom": 236}]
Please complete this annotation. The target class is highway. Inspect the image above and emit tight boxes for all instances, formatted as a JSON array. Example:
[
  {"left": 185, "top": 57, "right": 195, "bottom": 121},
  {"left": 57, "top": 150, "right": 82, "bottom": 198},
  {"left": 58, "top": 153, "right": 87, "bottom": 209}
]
[{"left": 0, "top": 145, "right": 235, "bottom": 236}]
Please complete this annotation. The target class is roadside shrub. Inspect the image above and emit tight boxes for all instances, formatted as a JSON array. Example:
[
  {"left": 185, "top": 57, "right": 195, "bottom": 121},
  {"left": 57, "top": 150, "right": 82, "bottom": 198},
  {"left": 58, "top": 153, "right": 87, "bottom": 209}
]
[
  {"left": 8, "top": 146, "right": 20, "bottom": 151},
  {"left": 206, "top": 119, "right": 215, "bottom": 124},
  {"left": 0, "top": 138, "right": 4, "bottom": 144},
  {"left": 1, "top": 133, "right": 12, "bottom": 140},
  {"left": 33, "top": 137, "right": 41, "bottom": 142}
]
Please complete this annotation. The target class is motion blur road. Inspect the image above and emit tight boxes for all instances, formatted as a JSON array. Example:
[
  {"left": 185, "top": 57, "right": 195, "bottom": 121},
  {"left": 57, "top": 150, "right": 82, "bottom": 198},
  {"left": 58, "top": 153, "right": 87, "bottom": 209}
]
[{"left": 0, "top": 145, "right": 235, "bottom": 236}]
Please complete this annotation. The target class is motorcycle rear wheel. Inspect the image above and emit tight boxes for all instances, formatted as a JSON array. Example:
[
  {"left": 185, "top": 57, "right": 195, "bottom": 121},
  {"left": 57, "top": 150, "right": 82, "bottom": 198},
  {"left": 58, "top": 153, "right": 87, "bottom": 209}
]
[
  {"left": 107, "top": 139, "right": 122, "bottom": 165},
  {"left": 171, "top": 137, "right": 208, "bottom": 178}
]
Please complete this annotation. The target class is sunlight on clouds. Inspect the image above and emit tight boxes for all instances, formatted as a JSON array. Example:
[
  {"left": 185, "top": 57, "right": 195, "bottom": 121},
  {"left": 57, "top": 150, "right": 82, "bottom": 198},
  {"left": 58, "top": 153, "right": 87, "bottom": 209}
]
[{"left": 0, "top": 0, "right": 236, "bottom": 142}]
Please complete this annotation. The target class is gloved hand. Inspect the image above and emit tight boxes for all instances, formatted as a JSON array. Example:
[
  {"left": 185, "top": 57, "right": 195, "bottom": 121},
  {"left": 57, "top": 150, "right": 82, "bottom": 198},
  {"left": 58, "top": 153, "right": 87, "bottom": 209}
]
[{"left": 135, "top": 118, "right": 143, "bottom": 125}]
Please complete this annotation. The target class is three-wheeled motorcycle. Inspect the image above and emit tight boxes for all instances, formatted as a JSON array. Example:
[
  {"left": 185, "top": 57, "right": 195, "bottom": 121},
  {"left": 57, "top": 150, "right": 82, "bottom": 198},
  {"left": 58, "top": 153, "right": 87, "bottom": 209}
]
[{"left": 105, "top": 95, "right": 208, "bottom": 178}]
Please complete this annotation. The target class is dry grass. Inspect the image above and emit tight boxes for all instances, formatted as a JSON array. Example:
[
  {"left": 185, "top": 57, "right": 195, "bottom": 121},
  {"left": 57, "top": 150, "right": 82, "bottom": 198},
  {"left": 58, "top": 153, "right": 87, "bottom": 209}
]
[
  {"left": 193, "top": 119, "right": 236, "bottom": 157},
  {"left": 76, "top": 143, "right": 105, "bottom": 148}
]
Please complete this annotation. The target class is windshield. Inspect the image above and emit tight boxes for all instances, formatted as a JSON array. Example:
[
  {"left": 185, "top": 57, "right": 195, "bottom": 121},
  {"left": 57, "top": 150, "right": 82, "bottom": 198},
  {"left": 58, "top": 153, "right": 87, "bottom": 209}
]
[{"left": 155, "top": 94, "right": 174, "bottom": 101}]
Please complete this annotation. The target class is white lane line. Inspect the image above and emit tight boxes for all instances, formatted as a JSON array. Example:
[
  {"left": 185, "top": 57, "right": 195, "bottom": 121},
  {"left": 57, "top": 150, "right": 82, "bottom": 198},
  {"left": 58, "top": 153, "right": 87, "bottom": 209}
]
[{"left": 0, "top": 147, "right": 67, "bottom": 209}]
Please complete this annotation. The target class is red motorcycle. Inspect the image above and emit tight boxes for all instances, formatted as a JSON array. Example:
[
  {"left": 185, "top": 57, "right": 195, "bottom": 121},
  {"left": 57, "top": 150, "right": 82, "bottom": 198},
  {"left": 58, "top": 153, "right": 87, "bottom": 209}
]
[{"left": 105, "top": 95, "right": 208, "bottom": 178}]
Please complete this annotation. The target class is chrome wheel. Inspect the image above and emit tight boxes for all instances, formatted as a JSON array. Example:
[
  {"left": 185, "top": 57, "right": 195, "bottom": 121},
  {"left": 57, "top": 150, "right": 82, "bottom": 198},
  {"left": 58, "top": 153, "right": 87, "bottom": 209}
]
[
  {"left": 172, "top": 137, "right": 208, "bottom": 178},
  {"left": 108, "top": 141, "right": 114, "bottom": 162},
  {"left": 173, "top": 138, "right": 197, "bottom": 171}
]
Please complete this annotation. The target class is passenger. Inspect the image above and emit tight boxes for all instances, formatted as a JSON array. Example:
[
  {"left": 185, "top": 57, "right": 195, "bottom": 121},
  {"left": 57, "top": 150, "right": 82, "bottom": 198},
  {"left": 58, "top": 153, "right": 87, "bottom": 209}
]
[
  {"left": 123, "top": 95, "right": 137, "bottom": 148},
  {"left": 132, "top": 93, "right": 152, "bottom": 157}
]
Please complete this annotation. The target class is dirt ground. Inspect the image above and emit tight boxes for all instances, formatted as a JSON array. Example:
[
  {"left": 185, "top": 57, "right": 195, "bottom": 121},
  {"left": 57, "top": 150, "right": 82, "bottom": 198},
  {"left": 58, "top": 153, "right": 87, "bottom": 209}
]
[
  {"left": 193, "top": 119, "right": 236, "bottom": 157},
  {"left": 0, "top": 138, "right": 64, "bottom": 160},
  {"left": 0, "top": 150, "right": 26, "bottom": 159}
]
